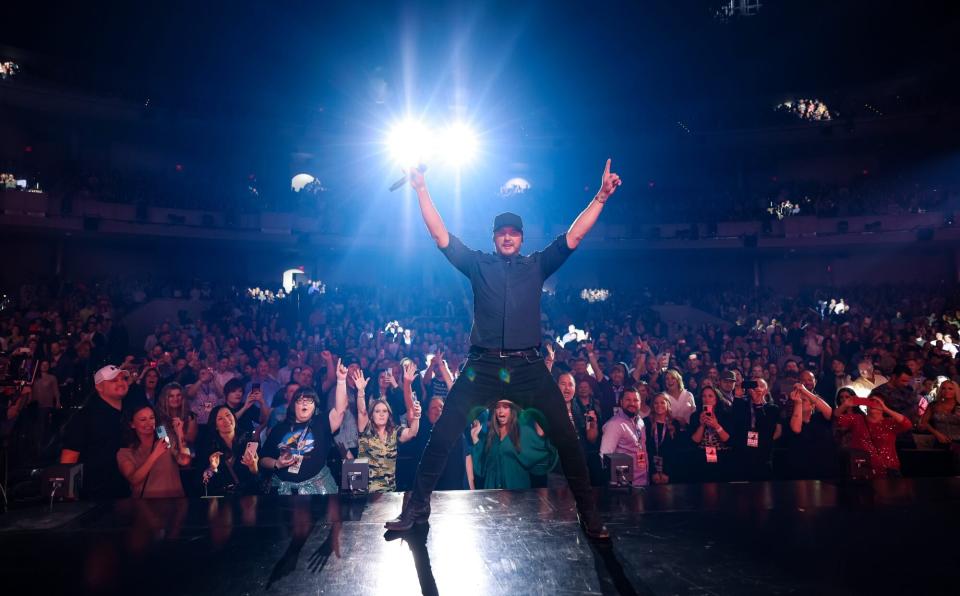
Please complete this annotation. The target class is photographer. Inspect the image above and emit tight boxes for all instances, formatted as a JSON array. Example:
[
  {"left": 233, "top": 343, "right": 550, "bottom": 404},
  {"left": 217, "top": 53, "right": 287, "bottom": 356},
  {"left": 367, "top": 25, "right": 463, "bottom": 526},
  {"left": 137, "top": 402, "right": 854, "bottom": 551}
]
[
  {"left": 730, "top": 378, "right": 782, "bottom": 481},
  {"left": 570, "top": 375, "right": 604, "bottom": 485}
]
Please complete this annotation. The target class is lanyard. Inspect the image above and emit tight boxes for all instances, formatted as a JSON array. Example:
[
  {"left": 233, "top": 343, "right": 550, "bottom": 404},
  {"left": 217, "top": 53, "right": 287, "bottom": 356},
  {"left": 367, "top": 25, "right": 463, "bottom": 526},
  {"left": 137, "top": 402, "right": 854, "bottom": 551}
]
[
  {"left": 653, "top": 421, "right": 667, "bottom": 455},
  {"left": 750, "top": 404, "right": 762, "bottom": 431},
  {"left": 628, "top": 417, "right": 642, "bottom": 445}
]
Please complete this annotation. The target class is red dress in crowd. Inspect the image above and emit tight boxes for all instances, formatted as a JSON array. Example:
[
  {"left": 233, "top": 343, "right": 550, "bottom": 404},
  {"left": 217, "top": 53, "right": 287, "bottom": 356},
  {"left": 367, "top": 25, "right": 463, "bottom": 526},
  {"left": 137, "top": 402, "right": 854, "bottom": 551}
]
[{"left": 835, "top": 414, "right": 913, "bottom": 477}]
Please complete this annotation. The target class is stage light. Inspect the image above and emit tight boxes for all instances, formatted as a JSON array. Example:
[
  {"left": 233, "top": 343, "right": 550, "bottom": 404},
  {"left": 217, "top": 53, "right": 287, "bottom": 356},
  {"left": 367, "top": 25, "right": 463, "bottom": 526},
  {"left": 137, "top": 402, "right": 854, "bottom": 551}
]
[
  {"left": 437, "top": 123, "right": 478, "bottom": 166},
  {"left": 386, "top": 120, "right": 434, "bottom": 167},
  {"left": 580, "top": 288, "right": 611, "bottom": 303},
  {"left": 0, "top": 61, "right": 19, "bottom": 80},
  {"left": 557, "top": 324, "right": 589, "bottom": 348},
  {"left": 500, "top": 177, "right": 531, "bottom": 197},
  {"left": 776, "top": 98, "right": 833, "bottom": 121},
  {"left": 291, "top": 173, "right": 315, "bottom": 192},
  {"left": 282, "top": 268, "right": 305, "bottom": 293}
]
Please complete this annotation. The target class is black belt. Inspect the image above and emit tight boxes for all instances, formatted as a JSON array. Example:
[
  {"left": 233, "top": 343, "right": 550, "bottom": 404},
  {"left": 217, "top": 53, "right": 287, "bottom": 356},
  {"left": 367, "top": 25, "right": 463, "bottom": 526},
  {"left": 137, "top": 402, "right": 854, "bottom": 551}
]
[{"left": 470, "top": 346, "right": 540, "bottom": 359}]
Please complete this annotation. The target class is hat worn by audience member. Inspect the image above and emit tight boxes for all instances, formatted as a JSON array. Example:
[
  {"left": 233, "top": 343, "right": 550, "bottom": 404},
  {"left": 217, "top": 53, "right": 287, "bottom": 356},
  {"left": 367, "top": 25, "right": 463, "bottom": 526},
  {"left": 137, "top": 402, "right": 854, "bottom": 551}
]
[
  {"left": 94, "top": 365, "right": 125, "bottom": 385},
  {"left": 721, "top": 370, "right": 737, "bottom": 382},
  {"left": 493, "top": 212, "right": 523, "bottom": 233}
]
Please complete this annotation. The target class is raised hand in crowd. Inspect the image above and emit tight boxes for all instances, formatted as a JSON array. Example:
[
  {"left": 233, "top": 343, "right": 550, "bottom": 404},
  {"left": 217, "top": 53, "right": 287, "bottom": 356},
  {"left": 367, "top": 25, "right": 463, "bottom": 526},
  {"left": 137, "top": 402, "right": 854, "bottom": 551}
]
[
  {"left": 403, "top": 360, "right": 418, "bottom": 385},
  {"left": 351, "top": 369, "right": 368, "bottom": 393},
  {"left": 470, "top": 419, "right": 482, "bottom": 445}
]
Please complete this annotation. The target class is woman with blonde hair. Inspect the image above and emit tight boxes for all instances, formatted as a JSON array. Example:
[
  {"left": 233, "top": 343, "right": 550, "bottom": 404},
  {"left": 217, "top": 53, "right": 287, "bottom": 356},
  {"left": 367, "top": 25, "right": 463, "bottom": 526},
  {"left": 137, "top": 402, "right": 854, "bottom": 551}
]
[
  {"left": 663, "top": 369, "right": 697, "bottom": 425},
  {"left": 156, "top": 382, "right": 199, "bottom": 449},
  {"left": 919, "top": 379, "right": 960, "bottom": 445},
  {"left": 643, "top": 393, "right": 685, "bottom": 484}
]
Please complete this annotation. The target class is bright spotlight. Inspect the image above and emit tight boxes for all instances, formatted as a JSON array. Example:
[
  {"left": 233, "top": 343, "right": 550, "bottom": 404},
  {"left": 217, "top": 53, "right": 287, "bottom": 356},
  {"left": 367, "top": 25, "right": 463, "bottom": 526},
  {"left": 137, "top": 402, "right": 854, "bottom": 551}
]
[
  {"left": 438, "top": 123, "right": 477, "bottom": 166},
  {"left": 386, "top": 120, "right": 434, "bottom": 167},
  {"left": 291, "top": 173, "right": 315, "bottom": 192},
  {"left": 500, "top": 177, "right": 531, "bottom": 197}
]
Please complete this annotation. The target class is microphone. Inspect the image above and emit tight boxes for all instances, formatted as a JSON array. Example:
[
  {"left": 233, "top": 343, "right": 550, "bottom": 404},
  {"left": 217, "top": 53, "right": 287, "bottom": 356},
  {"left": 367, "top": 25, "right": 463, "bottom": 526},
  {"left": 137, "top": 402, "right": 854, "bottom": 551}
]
[{"left": 389, "top": 164, "right": 427, "bottom": 192}]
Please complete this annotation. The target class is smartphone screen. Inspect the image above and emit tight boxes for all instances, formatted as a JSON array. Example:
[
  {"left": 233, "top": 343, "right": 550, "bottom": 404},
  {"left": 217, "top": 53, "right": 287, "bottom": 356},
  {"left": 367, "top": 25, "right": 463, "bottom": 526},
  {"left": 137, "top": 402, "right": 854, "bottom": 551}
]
[
  {"left": 252, "top": 382, "right": 261, "bottom": 391},
  {"left": 156, "top": 425, "right": 170, "bottom": 446}
]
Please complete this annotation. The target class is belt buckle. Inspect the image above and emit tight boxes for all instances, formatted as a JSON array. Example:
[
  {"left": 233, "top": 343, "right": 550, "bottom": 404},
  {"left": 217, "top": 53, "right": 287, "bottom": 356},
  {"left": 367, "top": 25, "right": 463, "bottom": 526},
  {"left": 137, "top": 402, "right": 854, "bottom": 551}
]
[{"left": 498, "top": 349, "right": 509, "bottom": 359}]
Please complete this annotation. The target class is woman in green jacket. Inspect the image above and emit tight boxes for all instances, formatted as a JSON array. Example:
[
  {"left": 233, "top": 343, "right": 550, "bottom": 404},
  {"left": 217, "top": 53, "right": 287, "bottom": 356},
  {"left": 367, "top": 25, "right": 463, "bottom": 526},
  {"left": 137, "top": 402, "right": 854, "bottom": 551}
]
[{"left": 470, "top": 400, "right": 558, "bottom": 489}]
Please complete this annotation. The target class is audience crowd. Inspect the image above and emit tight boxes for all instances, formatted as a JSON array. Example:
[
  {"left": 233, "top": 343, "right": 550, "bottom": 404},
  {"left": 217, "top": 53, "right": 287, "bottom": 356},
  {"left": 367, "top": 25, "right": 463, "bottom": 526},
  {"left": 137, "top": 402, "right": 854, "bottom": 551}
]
[{"left": 2, "top": 275, "right": 960, "bottom": 501}]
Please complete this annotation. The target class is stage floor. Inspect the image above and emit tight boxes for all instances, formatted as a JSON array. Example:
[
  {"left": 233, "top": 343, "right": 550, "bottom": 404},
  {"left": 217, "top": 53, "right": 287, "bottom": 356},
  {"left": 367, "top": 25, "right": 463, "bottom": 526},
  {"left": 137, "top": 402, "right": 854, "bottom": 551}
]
[{"left": 2, "top": 478, "right": 960, "bottom": 595}]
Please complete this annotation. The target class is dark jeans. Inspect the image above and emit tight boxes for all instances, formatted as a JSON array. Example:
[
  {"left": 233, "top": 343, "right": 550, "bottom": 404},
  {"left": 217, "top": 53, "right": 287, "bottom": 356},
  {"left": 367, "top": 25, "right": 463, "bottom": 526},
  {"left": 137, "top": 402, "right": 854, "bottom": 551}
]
[{"left": 411, "top": 351, "right": 595, "bottom": 512}]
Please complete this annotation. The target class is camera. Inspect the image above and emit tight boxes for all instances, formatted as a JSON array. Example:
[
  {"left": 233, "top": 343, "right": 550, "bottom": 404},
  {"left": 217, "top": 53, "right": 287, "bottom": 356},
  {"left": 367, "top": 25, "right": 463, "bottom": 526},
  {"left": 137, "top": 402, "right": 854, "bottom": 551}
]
[
  {"left": 0, "top": 350, "right": 39, "bottom": 388},
  {"left": 742, "top": 380, "right": 759, "bottom": 390},
  {"left": 341, "top": 458, "right": 369, "bottom": 496},
  {"left": 603, "top": 453, "right": 633, "bottom": 490}
]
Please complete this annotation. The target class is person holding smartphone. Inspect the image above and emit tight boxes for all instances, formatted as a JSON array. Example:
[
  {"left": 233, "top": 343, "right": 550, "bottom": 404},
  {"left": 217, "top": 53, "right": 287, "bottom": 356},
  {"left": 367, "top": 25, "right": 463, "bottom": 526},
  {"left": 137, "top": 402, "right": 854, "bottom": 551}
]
[
  {"left": 784, "top": 380, "right": 837, "bottom": 479},
  {"left": 834, "top": 392, "right": 912, "bottom": 479},
  {"left": 260, "top": 383, "right": 344, "bottom": 495},
  {"left": 117, "top": 404, "right": 192, "bottom": 498},
  {"left": 199, "top": 405, "right": 261, "bottom": 496},
  {"left": 689, "top": 387, "right": 732, "bottom": 482}
]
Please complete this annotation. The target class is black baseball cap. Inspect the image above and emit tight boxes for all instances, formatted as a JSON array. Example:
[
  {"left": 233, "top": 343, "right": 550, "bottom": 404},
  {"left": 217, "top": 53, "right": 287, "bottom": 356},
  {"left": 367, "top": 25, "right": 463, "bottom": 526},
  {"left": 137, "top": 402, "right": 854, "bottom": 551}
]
[{"left": 493, "top": 212, "right": 523, "bottom": 233}]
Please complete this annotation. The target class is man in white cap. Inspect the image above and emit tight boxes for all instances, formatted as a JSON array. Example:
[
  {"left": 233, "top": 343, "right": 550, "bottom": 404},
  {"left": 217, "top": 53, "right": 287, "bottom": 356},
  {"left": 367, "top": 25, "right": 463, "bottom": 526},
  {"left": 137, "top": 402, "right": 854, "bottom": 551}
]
[{"left": 60, "top": 364, "right": 133, "bottom": 499}]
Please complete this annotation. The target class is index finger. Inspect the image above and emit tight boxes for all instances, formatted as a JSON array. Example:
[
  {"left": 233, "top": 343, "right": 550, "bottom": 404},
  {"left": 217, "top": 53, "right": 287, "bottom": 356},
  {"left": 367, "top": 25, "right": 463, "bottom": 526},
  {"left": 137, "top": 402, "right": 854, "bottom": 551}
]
[{"left": 604, "top": 158, "right": 611, "bottom": 175}]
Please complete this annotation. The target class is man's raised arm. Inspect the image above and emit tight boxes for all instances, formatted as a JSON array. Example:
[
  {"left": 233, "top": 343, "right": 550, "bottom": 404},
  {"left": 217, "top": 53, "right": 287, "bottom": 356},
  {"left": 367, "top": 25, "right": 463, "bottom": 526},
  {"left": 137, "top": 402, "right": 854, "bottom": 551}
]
[
  {"left": 566, "top": 158, "right": 622, "bottom": 250},
  {"left": 409, "top": 169, "right": 450, "bottom": 248}
]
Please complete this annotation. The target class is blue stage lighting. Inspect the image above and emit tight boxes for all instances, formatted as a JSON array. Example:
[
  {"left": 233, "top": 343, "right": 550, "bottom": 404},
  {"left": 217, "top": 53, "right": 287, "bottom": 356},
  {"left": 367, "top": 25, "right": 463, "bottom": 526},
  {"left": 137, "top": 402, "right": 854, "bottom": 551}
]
[
  {"left": 386, "top": 120, "right": 434, "bottom": 167},
  {"left": 437, "top": 123, "right": 478, "bottom": 166}
]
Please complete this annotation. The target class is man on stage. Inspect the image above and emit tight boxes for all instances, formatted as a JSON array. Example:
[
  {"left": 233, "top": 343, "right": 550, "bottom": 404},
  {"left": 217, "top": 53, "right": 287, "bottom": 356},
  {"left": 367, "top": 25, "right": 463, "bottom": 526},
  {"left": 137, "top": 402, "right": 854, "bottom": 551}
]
[{"left": 385, "top": 159, "right": 622, "bottom": 540}]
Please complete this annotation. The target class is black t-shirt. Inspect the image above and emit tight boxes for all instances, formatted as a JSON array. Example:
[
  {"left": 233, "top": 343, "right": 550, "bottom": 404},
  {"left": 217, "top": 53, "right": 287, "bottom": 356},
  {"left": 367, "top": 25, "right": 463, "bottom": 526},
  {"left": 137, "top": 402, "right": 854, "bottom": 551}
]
[
  {"left": 731, "top": 400, "right": 781, "bottom": 467},
  {"left": 440, "top": 233, "right": 574, "bottom": 349},
  {"left": 263, "top": 417, "right": 332, "bottom": 483},
  {"left": 61, "top": 395, "right": 130, "bottom": 499},
  {"left": 198, "top": 429, "right": 259, "bottom": 495},
  {"left": 785, "top": 409, "right": 838, "bottom": 478}
]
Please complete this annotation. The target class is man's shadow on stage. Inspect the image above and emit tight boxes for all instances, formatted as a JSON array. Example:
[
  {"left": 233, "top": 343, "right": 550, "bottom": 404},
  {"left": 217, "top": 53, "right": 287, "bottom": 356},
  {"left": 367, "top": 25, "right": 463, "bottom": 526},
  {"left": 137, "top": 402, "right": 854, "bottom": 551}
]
[
  {"left": 588, "top": 536, "right": 650, "bottom": 596},
  {"left": 384, "top": 523, "right": 648, "bottom": 596},
  {"left": 384, "top": 525, "right": 439, "bottom": 596}
]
